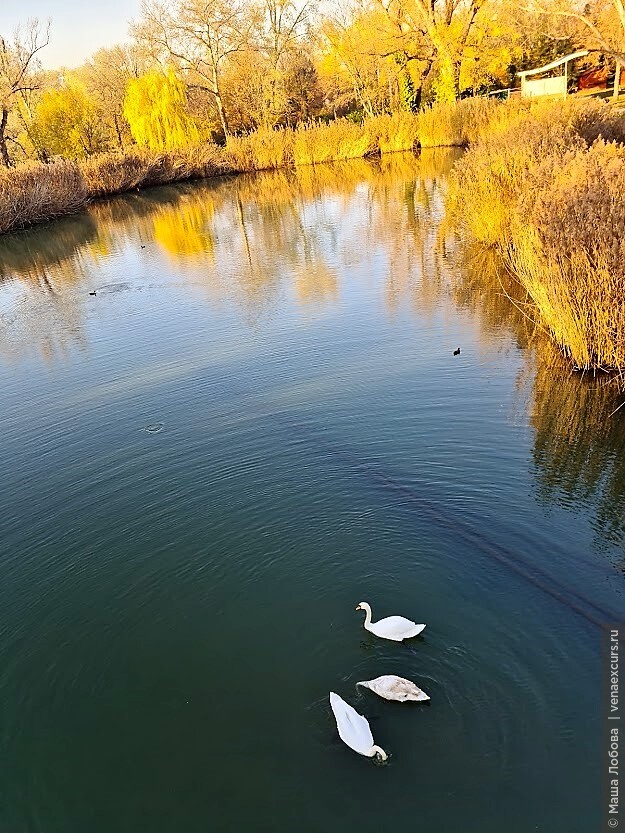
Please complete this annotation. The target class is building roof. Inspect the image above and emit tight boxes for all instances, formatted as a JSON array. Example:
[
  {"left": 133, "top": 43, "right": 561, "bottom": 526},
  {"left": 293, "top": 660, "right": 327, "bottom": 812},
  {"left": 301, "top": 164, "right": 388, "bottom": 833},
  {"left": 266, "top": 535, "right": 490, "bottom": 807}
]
[{"left": 517, "top": 50, "right": 590, "bottom": 78}]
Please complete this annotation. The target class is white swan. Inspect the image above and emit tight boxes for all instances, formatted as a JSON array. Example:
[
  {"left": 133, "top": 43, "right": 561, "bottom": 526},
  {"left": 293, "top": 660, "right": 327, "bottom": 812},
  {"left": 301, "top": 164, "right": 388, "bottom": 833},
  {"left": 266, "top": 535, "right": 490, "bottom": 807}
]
[
  {"left": 355, "top": 601, "right": 426, "bottom": 641},
  {"left": 329, "top": 692, "right": 388, "bottom": 760},
  {"left": 357, "top": 674, "right": 430, "bottom": 702}
]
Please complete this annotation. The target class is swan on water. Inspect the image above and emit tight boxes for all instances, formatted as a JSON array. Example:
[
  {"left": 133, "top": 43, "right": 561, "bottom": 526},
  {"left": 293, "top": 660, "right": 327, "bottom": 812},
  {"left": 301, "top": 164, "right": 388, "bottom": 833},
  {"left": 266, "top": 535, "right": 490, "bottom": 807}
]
[
  {"left": 329, "top": 692, "right": 388, "bottom": 760},
  {"left": 357, "top": 674, "right": 430, "bottom": 702},
  {"left": 355, "top": 601, "right": 426, "bottom": 642}
]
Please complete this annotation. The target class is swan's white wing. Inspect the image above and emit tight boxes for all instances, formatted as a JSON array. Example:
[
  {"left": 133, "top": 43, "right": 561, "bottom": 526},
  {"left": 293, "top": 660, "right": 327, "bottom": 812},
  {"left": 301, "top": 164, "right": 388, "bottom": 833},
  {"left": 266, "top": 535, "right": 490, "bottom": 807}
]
[
  {"left": 357, "top": 675, "right": 430, "bottom": 702},
  {"left": 369, "top": 615, "right": 425, "bottom": 640},
  {"left": 329, "top": 692, "right": 374, "bottom": 756}
]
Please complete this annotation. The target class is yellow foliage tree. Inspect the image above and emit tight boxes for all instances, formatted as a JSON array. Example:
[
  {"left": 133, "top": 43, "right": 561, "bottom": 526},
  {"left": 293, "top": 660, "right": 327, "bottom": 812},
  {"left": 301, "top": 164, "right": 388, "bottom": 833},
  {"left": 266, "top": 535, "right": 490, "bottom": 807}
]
[
  {"left": 32, "top": 79, "right": 108, "bottom": 160},
  {"left": 460, "top": 9, "right": 524, "bottom": 92},
  {"left": 123, "top": 68, "right": 200, "bottom": 151},
  {"left": 319, "top": 8, "right": 412, "bottom": 117},
  {"left": 376, "top": 0, "right": 490, "bottom": 103}
]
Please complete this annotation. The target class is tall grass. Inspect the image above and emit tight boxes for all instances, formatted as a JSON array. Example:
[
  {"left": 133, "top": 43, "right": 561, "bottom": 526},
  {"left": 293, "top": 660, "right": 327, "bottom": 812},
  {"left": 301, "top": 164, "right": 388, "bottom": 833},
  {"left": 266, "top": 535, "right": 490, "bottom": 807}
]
[
  {"left": 82, "top": 146, "right": 226, "bottom": 197},
  {"left": 0, "top": 147, "right": 229, "bottom": 234},
  {"left": 367, "top": 112, "right": 420, "bottom": 153},
  {"left": 449, "top": 99, "right": 625, "bottom": 370},
  {"left": 292, "top": 120, "right": 376, "bottom": 165},
  {"left": 225, "top": 119, "right": 377, "bottom": 171},
  {"left": 225, "top": 126, "right": 294, "bottom": 171},
  {"left": 0, "top": 161, "right": 88, "bottom": 234},
  {"left": 416, "top": 97, "right": 500, "bottom": 148}
]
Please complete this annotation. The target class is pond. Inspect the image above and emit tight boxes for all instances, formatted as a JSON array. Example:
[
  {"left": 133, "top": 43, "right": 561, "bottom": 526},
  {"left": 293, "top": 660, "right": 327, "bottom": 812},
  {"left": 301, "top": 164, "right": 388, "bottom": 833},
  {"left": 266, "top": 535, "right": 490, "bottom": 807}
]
[{"left": 0, "top": 151, "right": 623, "bottom": 833}]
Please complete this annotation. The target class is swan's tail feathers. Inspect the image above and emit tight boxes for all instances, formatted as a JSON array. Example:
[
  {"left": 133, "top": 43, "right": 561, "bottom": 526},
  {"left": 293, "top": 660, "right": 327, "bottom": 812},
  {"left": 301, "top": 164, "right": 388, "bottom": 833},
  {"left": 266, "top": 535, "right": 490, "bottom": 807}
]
[
  {"left": 370, "top": 745, "right": 388, "bottom": 761},
  {"left": 408, "top": 623, "right": 426, "bottom": 637}
]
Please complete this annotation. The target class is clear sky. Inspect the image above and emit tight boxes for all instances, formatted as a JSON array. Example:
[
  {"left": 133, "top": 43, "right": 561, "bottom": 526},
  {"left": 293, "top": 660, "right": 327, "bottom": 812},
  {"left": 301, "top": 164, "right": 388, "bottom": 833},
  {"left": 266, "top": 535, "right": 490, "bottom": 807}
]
[{"left": 1, "top": 0, "right": 141, "bottom": 68}]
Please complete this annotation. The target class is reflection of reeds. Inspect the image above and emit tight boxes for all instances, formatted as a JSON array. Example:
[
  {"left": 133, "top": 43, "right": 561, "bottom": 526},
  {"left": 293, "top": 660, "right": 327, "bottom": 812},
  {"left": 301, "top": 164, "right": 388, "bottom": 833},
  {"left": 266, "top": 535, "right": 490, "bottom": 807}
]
[
  {"left": 445, "top": 233, "right": 625, "bottom": 559},
  {"left": 294, "top": 263, "right": 338, "bottom": 305},
  {"left": 530, "top": 345, "right": 625, "bottom": 555},
  {"left": 446, "top": 228, "right": 625, "bottom": 557},
  {"left": 451, "top": 244, "right": 540, "bottom": 353}
]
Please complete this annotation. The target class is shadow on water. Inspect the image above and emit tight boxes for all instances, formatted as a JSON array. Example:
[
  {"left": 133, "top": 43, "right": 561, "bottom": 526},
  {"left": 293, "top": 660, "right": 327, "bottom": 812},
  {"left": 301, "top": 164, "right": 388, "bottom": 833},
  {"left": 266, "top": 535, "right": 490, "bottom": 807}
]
[{"left": 1, "top": 148, "right": 624, "bottom": 571}]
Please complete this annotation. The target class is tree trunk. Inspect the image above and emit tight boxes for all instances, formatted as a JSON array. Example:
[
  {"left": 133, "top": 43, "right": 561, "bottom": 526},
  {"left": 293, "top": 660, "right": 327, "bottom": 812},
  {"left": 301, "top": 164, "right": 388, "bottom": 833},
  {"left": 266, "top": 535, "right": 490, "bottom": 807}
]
[
  {"left": 614, "top": 61, "right": 622, "bottom": 99},
  {"left": 0, "top": 108, "right": 11, "bottom": 167},
  {"left": 211, "top": 64, "right": 229, "bottom": 139},
  {"left": 113, "top": 113, "right": 124, "bottom": 151}
]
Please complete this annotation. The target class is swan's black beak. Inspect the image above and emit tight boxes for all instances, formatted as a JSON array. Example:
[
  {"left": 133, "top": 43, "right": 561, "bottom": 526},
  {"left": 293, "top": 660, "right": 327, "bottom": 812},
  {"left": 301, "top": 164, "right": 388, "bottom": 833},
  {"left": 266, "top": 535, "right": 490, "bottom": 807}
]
[{"left": 355, "top": 605, "right": 361, "bottom": 611}]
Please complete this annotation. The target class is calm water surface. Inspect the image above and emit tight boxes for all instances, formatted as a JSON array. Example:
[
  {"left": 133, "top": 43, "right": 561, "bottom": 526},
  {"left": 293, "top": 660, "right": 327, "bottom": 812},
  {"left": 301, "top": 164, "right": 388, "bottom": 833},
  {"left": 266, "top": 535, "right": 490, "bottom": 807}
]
[{"left": 0, "top": 152, "right": 623, "bottom": 833}]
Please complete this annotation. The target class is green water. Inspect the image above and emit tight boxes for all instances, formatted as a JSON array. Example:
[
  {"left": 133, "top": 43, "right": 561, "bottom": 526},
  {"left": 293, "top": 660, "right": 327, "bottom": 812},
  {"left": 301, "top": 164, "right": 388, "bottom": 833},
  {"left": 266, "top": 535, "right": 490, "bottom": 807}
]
[{"left": 0, "top": 152, "right": 623, "bottom": 833}]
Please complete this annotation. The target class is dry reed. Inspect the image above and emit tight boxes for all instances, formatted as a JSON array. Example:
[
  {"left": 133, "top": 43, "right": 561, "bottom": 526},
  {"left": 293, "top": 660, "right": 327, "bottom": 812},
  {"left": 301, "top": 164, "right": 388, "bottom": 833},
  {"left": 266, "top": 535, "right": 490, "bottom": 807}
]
[
  {"left": 449, "top": 98, "right": 625, "bottom": 370},
  {"left": 292, "top": 119, "right": 376, "bottom": 165},
  {"left": 82, "top": 146, "right": 227, "bottom": 197},
  {"left": 0, "top": 160, "right": 88, "bottom": 234}
]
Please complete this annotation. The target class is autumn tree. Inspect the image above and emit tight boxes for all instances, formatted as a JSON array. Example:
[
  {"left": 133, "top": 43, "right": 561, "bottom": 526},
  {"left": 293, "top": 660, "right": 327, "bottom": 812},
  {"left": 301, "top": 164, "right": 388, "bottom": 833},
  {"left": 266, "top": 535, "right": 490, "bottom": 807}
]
[
  {"left": 521, "top": 0, "right": 625, "bottom": 96},
  {"left": 134, "top": 0, "right": 258, "bottom": 138},
  {"left": 375, "top": 0, "right": 489, "bottom": 102},
  {"left": 123, "top": 67, "right": 200, "bottom": 150},
  {"left": 523, "top": 0, "right": 625, "bottom": 65},
  {"left": 457, "top": 1, "right": 527, "bottom": 92},
  {"left": 320, "top": 0, "right": 490, "bottom": 114},
  {"left": 221, "top": 1, "right": 318, "bottom": 129},
  {"left": 0, "top": 18, "right": 49, "bottom": 166},
  {"left": 221, "top": 51, "right": 274, "bottom": 130},
  {"left": 283, "top": 51, "right": 324, "bottom": 122},
  {"left": 319, "top": 5, "right": 408, "bottom": 117},
  {"left": 30, "top": 78, "right": 108, "bottom": 159},
  {"left": 79, "top": 45, "right": 145, "bottom": 151},
  {"left": 257, "top": 0, "right": 315, "bottom": 124}
]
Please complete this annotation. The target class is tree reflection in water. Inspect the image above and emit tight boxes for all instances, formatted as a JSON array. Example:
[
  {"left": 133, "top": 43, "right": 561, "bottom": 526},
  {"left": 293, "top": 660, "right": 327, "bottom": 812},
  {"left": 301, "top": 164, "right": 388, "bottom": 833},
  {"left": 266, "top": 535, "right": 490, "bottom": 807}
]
[{"left": 0, "top": 151, "right": 624, "bottom": 562}]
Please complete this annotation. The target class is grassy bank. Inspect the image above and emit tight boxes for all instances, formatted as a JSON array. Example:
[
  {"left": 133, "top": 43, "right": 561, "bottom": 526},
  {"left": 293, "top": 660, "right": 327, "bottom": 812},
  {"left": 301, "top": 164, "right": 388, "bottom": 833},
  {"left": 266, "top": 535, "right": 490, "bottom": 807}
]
[
  {"left": 448, "top": 98, "right": 625, "bottom": 372},
  {"left": 0, "top": 146, "right": 228, "bottom": 235},
  {"left": 0, "top": 98, "right": 496, "bottom": 236}
]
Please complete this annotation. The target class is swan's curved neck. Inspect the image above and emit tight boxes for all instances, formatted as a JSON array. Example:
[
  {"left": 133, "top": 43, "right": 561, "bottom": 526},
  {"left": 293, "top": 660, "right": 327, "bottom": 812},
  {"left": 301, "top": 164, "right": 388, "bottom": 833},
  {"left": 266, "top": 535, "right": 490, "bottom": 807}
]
[
  {"left": 370, "top": 745, "right": 387, "bottom": 761},
  {"left": 361, "top": 603, "right": 372, "bottom": 626}
]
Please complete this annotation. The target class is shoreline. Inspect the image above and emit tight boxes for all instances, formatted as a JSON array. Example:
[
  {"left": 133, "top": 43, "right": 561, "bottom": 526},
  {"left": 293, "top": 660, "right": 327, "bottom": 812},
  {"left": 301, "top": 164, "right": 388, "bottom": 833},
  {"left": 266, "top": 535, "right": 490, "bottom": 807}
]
[
  {"left": 2, "top": 97, "right": 625, "bottom": 377},
  {"left": 0, "top": 100, "right": 496, "bottom": 237}
]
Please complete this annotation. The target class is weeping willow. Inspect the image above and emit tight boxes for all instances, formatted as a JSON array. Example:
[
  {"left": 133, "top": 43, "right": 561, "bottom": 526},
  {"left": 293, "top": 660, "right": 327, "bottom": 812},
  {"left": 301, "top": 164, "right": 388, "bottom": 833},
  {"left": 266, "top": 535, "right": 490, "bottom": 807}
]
[{"left": 123, "top": 68, "right": 200, "bottom": 152}]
